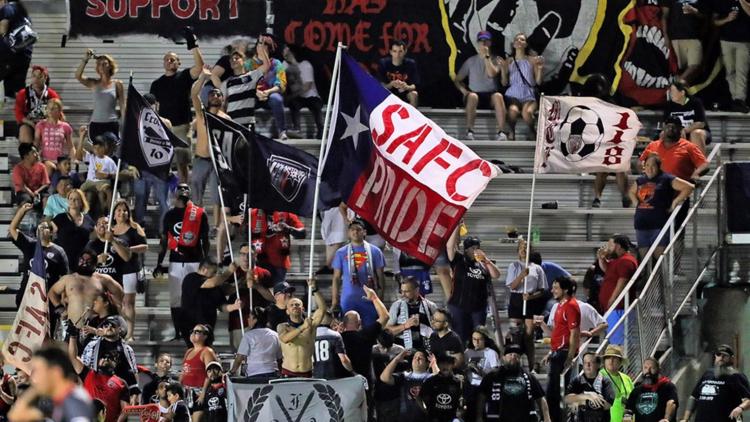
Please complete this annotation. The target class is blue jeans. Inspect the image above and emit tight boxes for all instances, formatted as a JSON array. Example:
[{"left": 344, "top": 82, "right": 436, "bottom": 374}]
[
  {"left": 447, "top": 303, "right": 486, "bottom": 343},
  {"left": 134, "top": 170, "right": 169, "bottom": 226},
  {"left": 606, "top": 309, "right": 625, "bottom": 345},
  {"left": 258, "top": 92, "right": 287, "bottom": 133}
]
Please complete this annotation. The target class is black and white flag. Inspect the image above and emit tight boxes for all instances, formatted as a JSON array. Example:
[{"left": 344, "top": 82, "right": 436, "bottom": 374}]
[{"left": 120, "top": 83, "right": 188, "bottom": 179}]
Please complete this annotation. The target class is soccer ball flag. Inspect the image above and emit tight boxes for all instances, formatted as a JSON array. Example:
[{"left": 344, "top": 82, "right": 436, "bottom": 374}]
[{"left": 535, "top": 96, "right": 641, "bottom": 174}]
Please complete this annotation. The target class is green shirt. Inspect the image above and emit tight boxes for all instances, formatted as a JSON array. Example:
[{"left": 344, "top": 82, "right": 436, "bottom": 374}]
[{"left": 600, "top": 368, "right": 634, "bottom": 422}]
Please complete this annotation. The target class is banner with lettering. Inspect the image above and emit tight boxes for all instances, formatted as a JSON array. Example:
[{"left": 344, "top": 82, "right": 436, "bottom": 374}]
[
  {"left": 535, "top": 96, "right": 641, "bottom": 174},
  {"left": 67, "top": 0, "right": 266, "bottom": 39}
]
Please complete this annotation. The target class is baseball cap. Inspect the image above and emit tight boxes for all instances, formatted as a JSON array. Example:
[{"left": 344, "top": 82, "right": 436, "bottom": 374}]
[
  {"left": 273, "top": 281, "right": 296, "bottom": 295},
  {"left": 206, "top": 361, "right": 223, "bottom": 372},
  {"left": 463, "top": 236, "right": 481, "bottom": 249},
  {"left": 716, "top": 344, "right": 734, "bottom": 357},
  {"left": 503, "top": 343, "right": 524, "bottom": 355},
  {"left": 477, "top": 31, "right": 492, "bottom": 41}
]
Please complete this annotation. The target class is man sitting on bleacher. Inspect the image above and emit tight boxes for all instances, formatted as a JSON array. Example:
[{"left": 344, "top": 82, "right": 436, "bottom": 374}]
[{"left": 12, "top": 142, "right": 49, "bottom": 207}]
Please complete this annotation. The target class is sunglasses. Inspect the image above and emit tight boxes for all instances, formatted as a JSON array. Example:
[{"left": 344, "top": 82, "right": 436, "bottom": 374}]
[{"left": 192, "top": 329, "right": 208, "bottom": 335}]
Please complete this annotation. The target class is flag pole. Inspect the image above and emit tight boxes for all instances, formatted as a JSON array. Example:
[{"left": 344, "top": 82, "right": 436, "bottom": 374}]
[
  {"left": 306, "top": 42, "right": 345, "bottom": 312},
  {"left": 523, "top": 94, "right": 546, "bottom": 316},
  {"left": 203, "top": 105, "right": 245, "bottom": 334},
  {"left": 104, "top": 72, "right": 133, "bottom": 248},
  {"left": 244, "top": 193, "right": 253, "bottom": 313}
]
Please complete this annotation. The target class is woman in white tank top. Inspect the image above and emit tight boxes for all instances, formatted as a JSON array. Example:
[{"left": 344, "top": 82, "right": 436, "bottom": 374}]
[{"left": 75, "top": 49, "right": 125, "bottom": 143}]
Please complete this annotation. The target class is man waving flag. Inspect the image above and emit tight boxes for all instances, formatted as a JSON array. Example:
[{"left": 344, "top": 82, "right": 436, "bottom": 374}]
[{"left": 319, "top": 52, "right": 498, "bottom": 265}]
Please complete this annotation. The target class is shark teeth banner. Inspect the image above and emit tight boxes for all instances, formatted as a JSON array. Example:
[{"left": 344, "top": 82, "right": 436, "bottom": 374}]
[{"left": 227, "top": 376, "right": 368, "bottom": 422}]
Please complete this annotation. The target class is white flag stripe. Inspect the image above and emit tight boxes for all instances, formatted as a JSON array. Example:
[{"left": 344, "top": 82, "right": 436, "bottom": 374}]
[
  {"left": 537, "top": 96, "right": 641, "bottom": 174},
  {"left": 1, "top": 271, "right": 48, "bottom": 374}
]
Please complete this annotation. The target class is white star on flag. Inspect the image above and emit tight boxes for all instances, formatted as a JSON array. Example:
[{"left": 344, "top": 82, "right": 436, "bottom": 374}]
[{"left": 339, "top": 106, "right": 369, "bottom": 149}]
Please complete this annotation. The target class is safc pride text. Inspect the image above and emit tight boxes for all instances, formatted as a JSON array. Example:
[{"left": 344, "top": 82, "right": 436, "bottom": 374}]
[{"left": 349, "top": 96, "right": 496, "bottom": 262}]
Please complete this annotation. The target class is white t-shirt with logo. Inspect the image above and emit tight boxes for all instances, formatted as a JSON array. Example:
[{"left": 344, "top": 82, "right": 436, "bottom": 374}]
[{"left": 84, "top": 151, "right": 117, "bottom": 182}]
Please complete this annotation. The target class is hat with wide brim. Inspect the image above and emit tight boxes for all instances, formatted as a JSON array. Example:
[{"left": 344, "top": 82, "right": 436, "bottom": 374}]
[{"left": 601, "top": 345, "right": 628, "bottom": 367}]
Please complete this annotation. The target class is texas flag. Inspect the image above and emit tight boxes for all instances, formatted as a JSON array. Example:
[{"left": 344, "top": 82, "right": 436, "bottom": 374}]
[{"left": 320, "top": 53, "right": 498, "bottom": 264}]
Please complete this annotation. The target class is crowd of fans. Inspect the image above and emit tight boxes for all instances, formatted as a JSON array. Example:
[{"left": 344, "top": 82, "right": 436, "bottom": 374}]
[{"left": 0, "top": 0, "right": 749, "bottom": 421}]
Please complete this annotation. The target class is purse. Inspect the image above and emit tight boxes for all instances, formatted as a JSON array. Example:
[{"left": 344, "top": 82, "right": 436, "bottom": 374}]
[{"left": 6, "top": 18, "right": 37, "bottom": 53}]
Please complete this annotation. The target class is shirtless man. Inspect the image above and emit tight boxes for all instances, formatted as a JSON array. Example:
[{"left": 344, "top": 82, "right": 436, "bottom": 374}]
[
  {"left": 189, "top": 67, "right": 231, "bottom": 232},
  {"left": 48, "top": 248, "right": 124, "bottom": 328},
  {"left": 277, "top": 279, "right": 327, "bottom": 377}
]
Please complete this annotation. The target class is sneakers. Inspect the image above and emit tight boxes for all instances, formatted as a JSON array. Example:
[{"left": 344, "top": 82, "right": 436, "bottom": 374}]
[
  {"left": 495, "top": 131, "right": 508, "bottom": 142},
  {"left": 279, "top": 131, "right": 289, "bottom": 141},
  {"left": 466, "top": 130, "right": 475, "bottom": 141},
  {"left": 592, "top": 198, "right": 601, "bottom": 208}
]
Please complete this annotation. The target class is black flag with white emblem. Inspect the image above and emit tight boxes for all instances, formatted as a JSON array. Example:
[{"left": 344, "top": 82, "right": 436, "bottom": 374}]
[
  {"left": 204, "top": 112, "right": 318, "bottom": 217},
  {"left": 120, "top": 83, "right": 188, "bottom": 179}
]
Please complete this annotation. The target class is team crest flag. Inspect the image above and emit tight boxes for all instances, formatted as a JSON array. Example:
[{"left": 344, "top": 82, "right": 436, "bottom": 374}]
[
  {"left": 205, "top": 112, "right": 318, "bottom": 216},
  {"left": 121, "top": 83, "right": 188, "bottom": 178},
  {"left": 535, "top": 96, "right": 641, "bottom": 174},
  {"left": 319, "top": 52, "right": 499, "bottom": 265},
  {"left": 1, "top": 242, "right": 49, "bottom": 374}
]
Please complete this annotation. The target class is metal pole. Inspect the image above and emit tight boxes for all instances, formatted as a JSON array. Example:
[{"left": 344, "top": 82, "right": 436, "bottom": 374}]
[
  {"left": 204, "top": 106, "right": 245, "bottom": 334},
  {"left": 244, "top": 193, "right": 252, "bottom": 314},
  {"left": 306, "top": 43, "right": 345, "bottom": 312},
  {"left": 523, "top": 94, "right": 545, "bottom": 316}
]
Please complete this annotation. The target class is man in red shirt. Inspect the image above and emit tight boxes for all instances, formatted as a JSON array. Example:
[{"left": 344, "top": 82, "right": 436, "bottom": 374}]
[
  {"left": 597, "top": 234, "right": 638, "bottom": 345},
  {"left": 12, "top": 143, "right": 49, "bottom": 207},
  {"left": 68, "top": 332, "right": 129, "bottom": 422},
  {"left": 545, "top": 276, "right": 580, "bottom": 422},
  {"left": 249, "top": 209, "right": 306, "bottom": 283}
]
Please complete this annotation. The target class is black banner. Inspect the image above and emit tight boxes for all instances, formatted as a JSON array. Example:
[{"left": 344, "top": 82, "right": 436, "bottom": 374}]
[
  {"left": 68, "top": 0, "right": 265, "bottom": 39},
  {"left": 120, "top": 83, "right": 187, "bottom": 179}
]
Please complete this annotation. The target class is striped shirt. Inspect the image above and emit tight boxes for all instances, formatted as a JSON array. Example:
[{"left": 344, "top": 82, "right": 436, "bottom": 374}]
[
  {"left": 221, "top": 69, "right": 263, "bottom": 126},
  {"left": 505, "top": 59, "right": 536, "bottom": 103}
]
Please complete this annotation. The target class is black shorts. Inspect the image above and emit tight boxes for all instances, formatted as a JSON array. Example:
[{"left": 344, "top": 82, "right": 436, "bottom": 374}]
[
  {"left": 465, "top": 91, "right": 499, "bottom": 110},
  {"left": 508, "top": 292, "right": 546, "bottom": 319}
]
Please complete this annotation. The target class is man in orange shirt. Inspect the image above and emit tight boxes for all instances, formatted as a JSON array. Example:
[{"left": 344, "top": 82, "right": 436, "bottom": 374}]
[
  {"left": 639, "top": 117, "right": 709, "bottom": 181},
  {"left": 639, "top": 117, "right": 709, "bottom": 226}
]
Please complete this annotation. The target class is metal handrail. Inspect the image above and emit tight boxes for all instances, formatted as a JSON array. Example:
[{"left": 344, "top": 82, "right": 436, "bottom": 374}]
[{"left": 558, "top": 144, "right": 723, "bottom": 398}]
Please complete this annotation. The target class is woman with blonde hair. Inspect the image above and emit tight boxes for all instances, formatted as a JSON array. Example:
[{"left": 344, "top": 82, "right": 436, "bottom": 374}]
[
  {"left": 75, "top": 49, "right": 124, "bottom": 143},
  {"left": 34, "top": 98, "right": 74, "bottom": 176},
  {"left": 51, "top": 188, "right": 93, "bottom": 264},
  {"left": 102, "top": 199, "right": 147, "bottom": 342}
]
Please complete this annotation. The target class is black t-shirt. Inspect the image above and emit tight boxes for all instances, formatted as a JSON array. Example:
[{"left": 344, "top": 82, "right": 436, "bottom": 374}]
[
  {"left": 394, "top": 371, "right": 432, "bottom": 420},
  {"left": 479, "top": 366, "right": 546, "bottom": 422},
  {"left": 87, "top": 238, "right": 122, "bottom": 282},
  {"left": 626, "top": 379, "right": 679, "bottom": 422},
  {"left": 691, "top": 370, "right": 750, "bottom": 422},
  {"left": 342, "top": 323, "right": 382, "bottom": 385},
  {"left": 428, "top": 330, "right": 463, "bottom": 358},
  {"left": 141, "top": 373, "right": 176, "bottom": 404},
  {"left": 634, "top": 172, "right": 677, "bottom": 230},
  {"left": 0, "top": 3, "right": 32, "bottom": 56},
  {"left": 13, "top": 232, "right": 69, "bottom": 293},
  {"left": 203, "top": 382, "right": 228, "bottom": 422},
  {"left": 378, "top": 57, "right": 421, "bottom": 88},
  {"left": 150, "top": 69, "right": 195, "bottom": 126},
  {"left": 313, "top": 326, "right": 348, "bottom": 379},
  {"left": 418, "top": 374, "right": 462, "bottom": 422},
  {"left": 448, "top": 253, "right": 491, "bottom": 311},
  {"left": 181, "top": 272, "right": 228, "bottom": 329},
  {"left": 266, "top": 304, "right": 289, "bottom": 331},
  {"left": 163, "top": 206, "right": 209, "bottom": 263},
  {"left": 112, "top": 226, "right": 146, "bottom": 274},
  {"left": 712, "top": 0, "right": 750, "bottom": 41},
  {"left": 566, "top": 374, "right": 616, "bottom": 422},
  {"left": 373, "top": 349, "right": 404, "bottom": 402},
  {"left": 52, "top": 213, "right": 94, "bottom": 264},
  {"left": 172, "top": 400, "right": 190, "bottom": 422},
  {"left": 663, "top": 97, "right": 710, "bottom": 132},
  {"left": 668, "top": 0, "right": 706, "bottom": 39}
]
